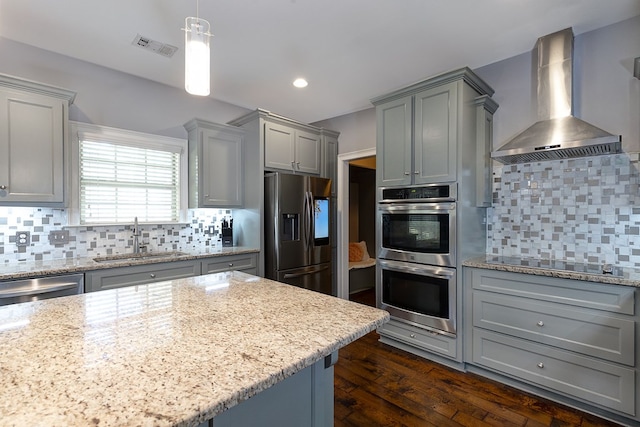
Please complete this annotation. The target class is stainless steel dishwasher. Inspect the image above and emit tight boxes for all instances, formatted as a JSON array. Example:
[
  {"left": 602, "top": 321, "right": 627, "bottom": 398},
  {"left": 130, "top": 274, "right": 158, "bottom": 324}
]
[{"left": 0, "top": 274, "right": 84, "bottom": 306}]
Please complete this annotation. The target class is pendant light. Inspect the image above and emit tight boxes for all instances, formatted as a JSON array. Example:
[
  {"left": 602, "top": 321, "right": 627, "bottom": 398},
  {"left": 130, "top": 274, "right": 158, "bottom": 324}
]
[{"left": 183, "top": 1, "right": 212, "bottom": 96}]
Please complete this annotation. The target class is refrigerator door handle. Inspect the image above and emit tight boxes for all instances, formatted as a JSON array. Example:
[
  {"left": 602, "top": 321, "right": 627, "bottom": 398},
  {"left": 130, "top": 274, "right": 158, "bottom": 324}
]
[
  {"left": 305, "top": 191, "right": 313, "bottom": 249},
  {"left": 309, "top": 191, "right": 314, "bottom": 248},
  {"left": 302, "top": 191, "right": 309, "bottom": 249},
  {"left": 283, "top": 265, "right": 330, "bottom": 279}
]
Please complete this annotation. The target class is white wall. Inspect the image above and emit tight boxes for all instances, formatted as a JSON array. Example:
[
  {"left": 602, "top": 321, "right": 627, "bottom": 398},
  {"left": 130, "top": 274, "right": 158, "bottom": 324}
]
[
  {"left": 577, "top": 15, "right": 640, "bottom": 152},
  {"left": 0, "top": 37, "right": 250, "bottom": 138},
  {"left": 312, "top": 108, "right": 376, "bottom": 154}
]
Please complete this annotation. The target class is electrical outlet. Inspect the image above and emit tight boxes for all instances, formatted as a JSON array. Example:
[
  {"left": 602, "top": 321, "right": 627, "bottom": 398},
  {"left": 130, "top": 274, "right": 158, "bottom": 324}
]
[
  {"left": 16, "top": 231, "right": 30, "bottom": 247},
  {"left": 49, "top": 230, "right": 70, "bottom": 245}
]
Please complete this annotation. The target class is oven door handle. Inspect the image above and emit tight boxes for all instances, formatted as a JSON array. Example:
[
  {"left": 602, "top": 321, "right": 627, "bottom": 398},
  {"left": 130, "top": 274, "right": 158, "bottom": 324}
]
[
  {"left": 378, "top": 203, "right": 456, "bottom": 214},
  {"left": 378, "top": 260, "right": 455, "bottom": 279}
]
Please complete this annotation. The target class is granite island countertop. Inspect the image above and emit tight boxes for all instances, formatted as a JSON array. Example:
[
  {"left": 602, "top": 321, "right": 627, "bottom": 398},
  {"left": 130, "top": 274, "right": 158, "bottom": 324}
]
[
  {"left": 0, "top": 271, "right": 390, "bottom": 426},
  {"left": 464, "top": 255, "right": 640, "bottom": 288},
  {"left": 0, "top": 246, "right": 260, "bottom": 281}
]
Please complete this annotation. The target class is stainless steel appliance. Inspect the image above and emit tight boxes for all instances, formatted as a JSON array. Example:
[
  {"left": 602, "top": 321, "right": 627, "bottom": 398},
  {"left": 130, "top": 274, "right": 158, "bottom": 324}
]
[
  {"left": 0, "top": 273, "right": 84, "bottom": 306},
  {"left": 377, "top": 183, "right": 458, "bottom": 335},
  {"left": 377, "top": 259, "right": 456, "bottom": 336},
  {"left": 378, "top": 183, "right": 456, "bottom": 267},
  {"left": 265, "top": 172, "right": 333, "bottom": 295},
  {"left": 491, "top": 27, "right": 621, "bottom": 164}
]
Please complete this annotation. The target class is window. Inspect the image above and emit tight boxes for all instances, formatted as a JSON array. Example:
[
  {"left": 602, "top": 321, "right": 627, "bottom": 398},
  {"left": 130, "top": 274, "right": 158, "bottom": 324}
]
[{"left": 70, "top": 122, "right": 187, "bottom": 225}]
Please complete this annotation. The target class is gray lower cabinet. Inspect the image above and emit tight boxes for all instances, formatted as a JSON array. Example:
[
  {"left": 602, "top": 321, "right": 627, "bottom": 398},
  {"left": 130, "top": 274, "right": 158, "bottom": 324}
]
[
  {"left": 84, "top": 254, "right": 259, "bottom": 293},
  {"left": 201, "top": 253, "right": 258, "bottom": 275},
  {"left": 378, "top": 318, "right": 458, "bottom": 361},
  {"left": 464, "top": 267, "right": 638, "bottom": 420},
  {"left": 199, "top": 354, "right": 335, "bottom": 427},
  {"left": 85, "top": 260, "right": 200, "bottom": 292}
]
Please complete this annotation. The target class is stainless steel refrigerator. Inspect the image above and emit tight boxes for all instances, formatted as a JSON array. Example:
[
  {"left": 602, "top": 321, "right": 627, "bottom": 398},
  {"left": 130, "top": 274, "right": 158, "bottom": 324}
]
[{"left": 264, "top": 172, "right": 333, "bottom": 295}]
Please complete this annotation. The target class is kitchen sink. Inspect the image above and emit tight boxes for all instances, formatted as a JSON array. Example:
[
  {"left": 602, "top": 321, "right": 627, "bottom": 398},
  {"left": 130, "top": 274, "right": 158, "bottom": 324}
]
[{"left": 93, "top": 251, "right": 189, "bottom": 263}]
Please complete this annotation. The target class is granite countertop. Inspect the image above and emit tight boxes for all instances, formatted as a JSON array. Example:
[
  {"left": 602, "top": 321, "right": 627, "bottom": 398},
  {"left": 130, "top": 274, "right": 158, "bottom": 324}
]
[
  {"left": 0, "top": 246, "right": 260, "bottom": 281},
  {"left": 464, "top": 255, "right": 640, "bottom": 288},
  {"left": 0, "top": 271, "right": 390, "bottom": 426}
]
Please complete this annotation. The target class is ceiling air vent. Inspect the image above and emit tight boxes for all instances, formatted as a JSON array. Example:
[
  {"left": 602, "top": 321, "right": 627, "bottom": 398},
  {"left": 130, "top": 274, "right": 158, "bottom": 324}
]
[{"left": 131, "top": 34, "right": 178, "bottom": 58}]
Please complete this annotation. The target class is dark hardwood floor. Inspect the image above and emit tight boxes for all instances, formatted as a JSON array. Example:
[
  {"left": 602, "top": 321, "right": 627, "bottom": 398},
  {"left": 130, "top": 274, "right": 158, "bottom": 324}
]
[{"left": 335, "top": 288, "right": 623, "bottom": 427}]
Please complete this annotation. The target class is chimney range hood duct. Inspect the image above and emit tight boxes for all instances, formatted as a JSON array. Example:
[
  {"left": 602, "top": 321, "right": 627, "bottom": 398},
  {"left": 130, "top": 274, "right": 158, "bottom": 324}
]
[{"left": 491, "top": 28, "right": 622, "bottom": 165}]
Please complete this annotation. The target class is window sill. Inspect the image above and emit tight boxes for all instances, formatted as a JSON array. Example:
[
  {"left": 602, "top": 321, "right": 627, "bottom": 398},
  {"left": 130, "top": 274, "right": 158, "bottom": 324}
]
[{"left": 63, "top": 222, "right": 191, "bottom": 229}]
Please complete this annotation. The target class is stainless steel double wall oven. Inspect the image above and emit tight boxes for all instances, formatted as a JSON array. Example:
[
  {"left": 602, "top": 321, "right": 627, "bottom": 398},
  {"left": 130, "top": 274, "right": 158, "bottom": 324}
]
[{"left": 377, "top": 183, "right": 458, "bottom": 336}]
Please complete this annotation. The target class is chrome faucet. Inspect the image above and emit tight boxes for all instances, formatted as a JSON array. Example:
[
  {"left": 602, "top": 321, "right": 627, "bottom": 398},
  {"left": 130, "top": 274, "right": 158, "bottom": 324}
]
[{"left": 132, "top": 217, "right": 141, "bottom": 254}]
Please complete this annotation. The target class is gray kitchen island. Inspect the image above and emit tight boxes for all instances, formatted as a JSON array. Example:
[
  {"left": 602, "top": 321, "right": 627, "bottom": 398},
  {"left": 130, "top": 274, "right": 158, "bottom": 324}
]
[{"left": 0, "top": 271, "right": 389, "bottom": 426}]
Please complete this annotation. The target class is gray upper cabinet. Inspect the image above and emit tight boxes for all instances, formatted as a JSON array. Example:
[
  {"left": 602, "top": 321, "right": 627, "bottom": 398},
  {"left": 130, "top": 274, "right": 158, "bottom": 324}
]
[
  {"left": 185, "top": 119, "right": 244, "bottom": 208},
  {"left": 414, "top": 83, "right": 458, "bottom": 184},
  {"left": 0, "top": 74, "right": 75, "bottom": 206},
  {"left": 372, "top": 68, "right": 495, "bottom": 188},
  {"left": 376, "top": 95, "right": 412, "bottom": 186},
  {"left": 474, "top": 95, "right": 499, "bottom": 207},
  {"left": 265, "top": 120, "right": 321, "bottom": 175},
  {"left": 321, "top": 129, "right": 339, "bottom": 196}
]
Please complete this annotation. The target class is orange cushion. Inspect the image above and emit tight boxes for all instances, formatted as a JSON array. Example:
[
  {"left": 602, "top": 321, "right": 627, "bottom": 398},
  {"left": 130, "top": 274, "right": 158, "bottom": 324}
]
[{"left": 349, "top": 242, "right": 364, "bottom": 262}]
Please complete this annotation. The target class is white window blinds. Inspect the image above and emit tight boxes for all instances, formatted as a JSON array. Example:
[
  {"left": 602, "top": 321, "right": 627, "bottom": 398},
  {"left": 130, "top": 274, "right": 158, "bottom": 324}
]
[{"left": 77, "top": 128, "right": 184, "bottom": 225}]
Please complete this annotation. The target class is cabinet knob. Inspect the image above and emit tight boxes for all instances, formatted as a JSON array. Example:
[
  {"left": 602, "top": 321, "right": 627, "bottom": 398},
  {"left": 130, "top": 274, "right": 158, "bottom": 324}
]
[
  {"left": 537, "top": 321, "right": 544, "bottom": 327},
  {"left": 204, "top": 194, "right": 209, "bottom": 198},
  {"left": 410, "top": 333, "right": 416, "bottom": 338},
  {"left": 537, "top": 362, "right": 544, "bottom": 369},
  {"left": 228, "top": 263, "right": 234, "bottom": 267},
  {"left": 404, "top": 172, "right": 410, "bottom": 176},
  {"left": 0, "top": 185, "right": 6, "bottom": 190},
  {"left": 150, "top": 273, "right": 156, "bottom": 278},
  {"left": 414, "top": 171, "right": 419, "bottom": 175}
]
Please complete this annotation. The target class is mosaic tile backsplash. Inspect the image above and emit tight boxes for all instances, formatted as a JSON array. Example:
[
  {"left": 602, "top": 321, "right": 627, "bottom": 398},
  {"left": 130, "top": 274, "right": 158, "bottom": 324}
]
[
  {"left": 488, "top": 153, "right": 640, "bottom": 268},
  {"left": 0, "top": 209, "right": 234, "bottom": 264}
]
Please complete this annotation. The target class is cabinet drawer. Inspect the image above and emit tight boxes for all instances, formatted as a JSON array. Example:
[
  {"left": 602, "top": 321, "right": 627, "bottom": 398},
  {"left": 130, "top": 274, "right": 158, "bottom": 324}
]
[
  {"left": 378, "top": 318, "right": 457, "bottom": 359},
  {"left": 473, "top": 329, "right": 636, "bottom": 415},
  {"left": 85, "top": 260, "right": 200, "bottom": 292},
  {"left": 201, "top": 254, "right": 257, "bottom": 275},
  {"left": 470, "top": 268, "right": 635, "bottom": 315},
  {"left": 473, "top": 291, "right": 635, "bottom": 365}
]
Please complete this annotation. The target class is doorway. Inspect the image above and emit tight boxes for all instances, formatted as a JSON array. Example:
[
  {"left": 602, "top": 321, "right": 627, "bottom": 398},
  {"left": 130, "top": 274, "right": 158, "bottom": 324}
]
[{"left": 336, "top": 148, "right": 376, "bottom": 301}]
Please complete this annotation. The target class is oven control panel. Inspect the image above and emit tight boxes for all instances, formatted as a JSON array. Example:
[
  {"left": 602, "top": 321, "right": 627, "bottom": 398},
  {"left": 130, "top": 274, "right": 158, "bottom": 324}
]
[{"left": 380, "top": 183, "right": 456, "bottom": 202}]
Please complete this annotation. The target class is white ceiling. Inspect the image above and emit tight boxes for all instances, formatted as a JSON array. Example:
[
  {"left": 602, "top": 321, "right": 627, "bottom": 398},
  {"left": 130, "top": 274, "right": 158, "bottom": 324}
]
[{"left": 1, "top": 0, "right": 639, "bottom": 123}]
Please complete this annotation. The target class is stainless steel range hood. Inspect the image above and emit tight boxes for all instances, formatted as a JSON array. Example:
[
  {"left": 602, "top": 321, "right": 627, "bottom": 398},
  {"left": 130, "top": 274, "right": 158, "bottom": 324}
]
[{"left": 491, "top": 28, "right": 622, "bottom": 165}]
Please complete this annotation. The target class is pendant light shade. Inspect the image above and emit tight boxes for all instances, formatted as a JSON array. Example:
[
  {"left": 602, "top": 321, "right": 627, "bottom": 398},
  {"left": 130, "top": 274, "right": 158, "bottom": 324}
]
[{"left": 184, "top": 14, "right": 212, "bottom": 96}]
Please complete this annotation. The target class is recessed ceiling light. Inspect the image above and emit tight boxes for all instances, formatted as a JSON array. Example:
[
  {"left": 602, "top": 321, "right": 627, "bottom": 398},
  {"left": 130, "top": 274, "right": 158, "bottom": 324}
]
[{"left": 293, "top": 78, "right": 308, "bottom": 88}]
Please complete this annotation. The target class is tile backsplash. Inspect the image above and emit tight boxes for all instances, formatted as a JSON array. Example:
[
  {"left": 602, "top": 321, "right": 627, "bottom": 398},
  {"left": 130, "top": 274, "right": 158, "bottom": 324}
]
[
  {"left": 0, "top": 208, "right": 233, "bottom": 264},
  {"left": 488, "top": 153, "right": 640, "bottom": 268}
]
